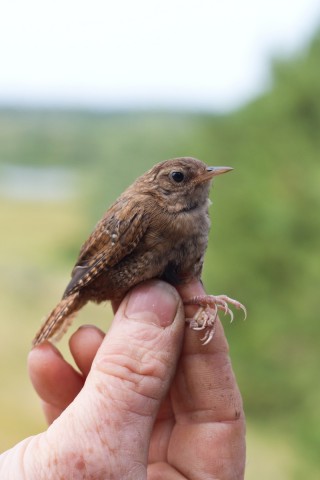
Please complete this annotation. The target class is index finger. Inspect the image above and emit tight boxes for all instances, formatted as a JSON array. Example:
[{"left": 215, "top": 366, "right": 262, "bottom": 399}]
[{"left": 174, "top": 279, "right": 244, "bottom": 423}]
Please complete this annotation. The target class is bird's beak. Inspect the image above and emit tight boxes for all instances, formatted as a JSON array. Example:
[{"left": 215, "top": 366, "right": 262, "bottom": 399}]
[
  {"left": 207, "top": 166, "right": 233, "bottom": 177},
  {"left": 197, "top": 166, "right": 233, "bottom": 183}
]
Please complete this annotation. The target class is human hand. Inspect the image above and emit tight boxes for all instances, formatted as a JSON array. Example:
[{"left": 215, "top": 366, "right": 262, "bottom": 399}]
[{"left": 1, "top": 280, "right": 245, "bottom": 479}]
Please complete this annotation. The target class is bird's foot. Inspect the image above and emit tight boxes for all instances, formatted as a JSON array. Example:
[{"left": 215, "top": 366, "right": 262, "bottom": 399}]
[{"left": 184, "top": 294, "right": 247, "bottom": 345}]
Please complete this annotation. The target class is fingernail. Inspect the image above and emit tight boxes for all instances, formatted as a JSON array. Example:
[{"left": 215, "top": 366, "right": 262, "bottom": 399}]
[{"left": 125, "top": 281, "right": 180, "bottom": 327}]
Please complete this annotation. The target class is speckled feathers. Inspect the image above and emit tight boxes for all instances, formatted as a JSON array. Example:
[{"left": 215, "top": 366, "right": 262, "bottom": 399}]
[{"left": 33, "top": 157, "right": 231, "bottom": 346}]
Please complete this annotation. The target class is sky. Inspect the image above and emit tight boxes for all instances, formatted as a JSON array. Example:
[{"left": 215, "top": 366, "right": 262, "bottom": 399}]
[{"left": 0, "top": 0, "right": 320, "bottom": 112}]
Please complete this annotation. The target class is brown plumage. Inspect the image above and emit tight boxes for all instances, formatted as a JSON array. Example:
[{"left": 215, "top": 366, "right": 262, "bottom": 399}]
[{"left": 33, "top": 157, "right": 245, "bottom": 346}]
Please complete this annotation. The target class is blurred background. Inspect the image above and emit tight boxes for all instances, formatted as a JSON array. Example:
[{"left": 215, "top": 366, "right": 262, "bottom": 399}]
[{"left": 1, "top": 1, "right": 320, "bottom": 478}]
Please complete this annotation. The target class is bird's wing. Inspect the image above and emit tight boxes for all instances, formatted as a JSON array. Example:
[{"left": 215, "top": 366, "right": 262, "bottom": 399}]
[{"left": 63, "top": 202, "right": 149, "bottom": 297}]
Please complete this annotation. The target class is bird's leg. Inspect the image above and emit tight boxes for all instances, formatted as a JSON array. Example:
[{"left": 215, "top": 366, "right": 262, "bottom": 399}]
[{"left": 184, "top": 294, "right": 247, "bottom": 345}]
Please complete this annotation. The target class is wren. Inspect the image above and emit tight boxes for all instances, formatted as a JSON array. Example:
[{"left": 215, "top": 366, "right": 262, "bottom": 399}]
[{"left": 33, "top": 157, "right": 245, "bottom": 346}]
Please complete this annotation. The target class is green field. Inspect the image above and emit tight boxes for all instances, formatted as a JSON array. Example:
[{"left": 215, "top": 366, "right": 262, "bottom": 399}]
[
  {"left": 0, "top": 198, "right": 113, "bottom": 448},
  {"left": 1, "top": 31, "right": 320, "bottom": 479}
]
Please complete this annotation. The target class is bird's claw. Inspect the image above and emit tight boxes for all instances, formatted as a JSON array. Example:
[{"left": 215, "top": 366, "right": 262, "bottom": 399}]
[{"left": 185, "top": 294, "right": 246, "bottom": 344}]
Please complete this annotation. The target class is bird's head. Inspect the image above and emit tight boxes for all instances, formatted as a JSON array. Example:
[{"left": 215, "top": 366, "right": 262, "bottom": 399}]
[{"left": 135, "top": 157, "right": 233, "bottom": 214}]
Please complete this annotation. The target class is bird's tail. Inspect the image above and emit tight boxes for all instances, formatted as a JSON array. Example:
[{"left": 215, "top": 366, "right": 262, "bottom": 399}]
[{"left": 32, "top": 292, "right": 85, "bottom": 347}]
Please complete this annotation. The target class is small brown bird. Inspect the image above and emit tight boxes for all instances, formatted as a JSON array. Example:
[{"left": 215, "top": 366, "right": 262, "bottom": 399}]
[{"left": 33, "top": 157, "right": 245, "bottom": 347}]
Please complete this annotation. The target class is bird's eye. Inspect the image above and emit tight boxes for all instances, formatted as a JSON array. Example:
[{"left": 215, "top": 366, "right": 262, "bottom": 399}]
[{"left": 170, "top": 171, "right": 185, "bottom": 183}]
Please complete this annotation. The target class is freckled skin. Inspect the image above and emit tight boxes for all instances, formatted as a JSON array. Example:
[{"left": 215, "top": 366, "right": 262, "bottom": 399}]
[{"left": 33, "top": 157, "right": 234, "bottom": 346}]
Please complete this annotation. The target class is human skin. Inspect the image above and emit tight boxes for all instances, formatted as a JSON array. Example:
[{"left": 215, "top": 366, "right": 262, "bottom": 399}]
[{"left": 0, "top": 280, "right": 245, "bottom": 479}]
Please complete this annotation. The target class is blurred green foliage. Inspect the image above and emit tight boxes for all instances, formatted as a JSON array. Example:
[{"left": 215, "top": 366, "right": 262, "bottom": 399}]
[{"left": 1, "top": 31, "right": 320, "bottom": 478}]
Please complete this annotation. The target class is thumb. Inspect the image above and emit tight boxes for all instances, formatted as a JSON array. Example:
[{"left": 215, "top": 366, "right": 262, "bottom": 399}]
[
  {"left": 13, "top": 281, "right": 185, "bottom": 480},
  {"left": 85, "top": 280, "right": 184, "bottom": 472}
]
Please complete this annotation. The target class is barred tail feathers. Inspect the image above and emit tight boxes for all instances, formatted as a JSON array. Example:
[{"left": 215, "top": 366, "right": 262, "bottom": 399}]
[{"left": 32, "top": 292, "right": 84, "bottom": 346}]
